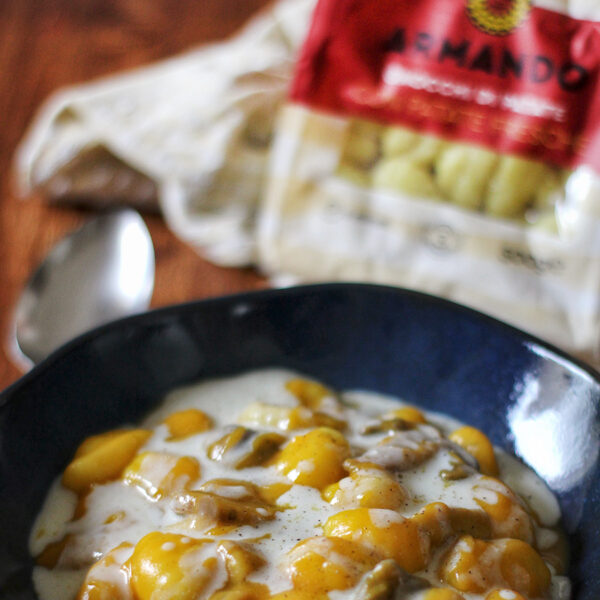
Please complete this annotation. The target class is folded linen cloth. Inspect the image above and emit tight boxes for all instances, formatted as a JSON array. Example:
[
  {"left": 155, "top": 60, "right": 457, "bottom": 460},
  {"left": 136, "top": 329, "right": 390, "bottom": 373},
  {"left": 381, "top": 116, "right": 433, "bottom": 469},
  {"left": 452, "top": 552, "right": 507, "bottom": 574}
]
[{"left": 16, "top": 0, "right": 315, "bottom": 266}]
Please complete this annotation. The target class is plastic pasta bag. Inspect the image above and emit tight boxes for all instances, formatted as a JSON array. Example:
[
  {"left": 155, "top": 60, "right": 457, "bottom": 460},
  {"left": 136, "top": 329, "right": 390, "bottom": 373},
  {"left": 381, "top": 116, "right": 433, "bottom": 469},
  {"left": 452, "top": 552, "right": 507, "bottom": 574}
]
[{"left": 259, "top": 0, "right": 600, "bottom": 364}]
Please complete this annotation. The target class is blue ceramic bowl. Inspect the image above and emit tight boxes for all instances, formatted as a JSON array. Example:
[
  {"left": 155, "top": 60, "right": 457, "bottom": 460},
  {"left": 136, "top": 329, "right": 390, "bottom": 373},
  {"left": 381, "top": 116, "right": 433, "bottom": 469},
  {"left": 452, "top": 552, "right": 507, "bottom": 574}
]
[{"left": 0, "top": 284, "right": 598, "bottom": 599}]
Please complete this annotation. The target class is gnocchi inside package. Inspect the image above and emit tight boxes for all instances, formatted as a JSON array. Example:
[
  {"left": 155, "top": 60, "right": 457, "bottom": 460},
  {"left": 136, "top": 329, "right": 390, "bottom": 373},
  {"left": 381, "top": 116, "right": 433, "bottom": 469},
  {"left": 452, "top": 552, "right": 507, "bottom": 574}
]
[{"left": 259, "top": 0, "right": 600, "bottom": 365}]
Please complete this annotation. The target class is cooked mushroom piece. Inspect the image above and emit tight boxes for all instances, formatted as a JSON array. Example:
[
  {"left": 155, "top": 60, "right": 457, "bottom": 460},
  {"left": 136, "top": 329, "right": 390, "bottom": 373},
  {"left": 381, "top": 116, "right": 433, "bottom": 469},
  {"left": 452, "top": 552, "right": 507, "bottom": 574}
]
[
  {"left": 171, "top": 481, "right": 276, "bottom": 530},
  {"left": 355, "top": 426, "right": 442, "bottom": 471},
  {"left": 361, "top": 417, "right": 417, "bottom": 435},
  {"left": 439, "top": 451, "right": 477, "bottom": 481},
  {"left": 353, "top": 559, "right": 427, "bottom": 600},
  {"left": 440, "top": 440, "right": 480, "bottom": 471},
  {"left": 208, "top": 426, "right": 286, "bottom": 469}
]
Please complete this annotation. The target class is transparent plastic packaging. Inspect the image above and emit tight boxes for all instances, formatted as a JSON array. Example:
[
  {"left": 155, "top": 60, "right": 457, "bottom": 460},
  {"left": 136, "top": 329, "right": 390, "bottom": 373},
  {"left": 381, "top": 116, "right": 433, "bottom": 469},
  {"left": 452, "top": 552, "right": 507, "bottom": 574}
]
[{"left": 259, "top": 0, "right": 600, "bottom": 366}]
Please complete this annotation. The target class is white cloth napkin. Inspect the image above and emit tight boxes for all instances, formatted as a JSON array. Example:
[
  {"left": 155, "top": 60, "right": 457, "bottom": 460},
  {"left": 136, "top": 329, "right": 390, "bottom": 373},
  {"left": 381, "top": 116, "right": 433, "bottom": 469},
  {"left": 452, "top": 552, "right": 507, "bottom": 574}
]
[{"left": 16, "top": 0, "right": 315, "bottom": 266}]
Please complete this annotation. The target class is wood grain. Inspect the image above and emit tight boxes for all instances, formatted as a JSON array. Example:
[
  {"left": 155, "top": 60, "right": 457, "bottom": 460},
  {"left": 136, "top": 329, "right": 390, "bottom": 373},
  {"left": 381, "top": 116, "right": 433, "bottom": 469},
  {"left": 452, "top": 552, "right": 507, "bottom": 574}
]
[{"left": 0, "top": 0, "right": 272, "bottom": 390}]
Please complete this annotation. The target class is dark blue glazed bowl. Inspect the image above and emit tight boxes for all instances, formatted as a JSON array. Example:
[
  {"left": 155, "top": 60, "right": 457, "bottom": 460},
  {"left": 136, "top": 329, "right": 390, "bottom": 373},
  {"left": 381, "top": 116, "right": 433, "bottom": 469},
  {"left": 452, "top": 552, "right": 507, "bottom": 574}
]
[{"left": 0, "top": 284, "right": 598, "bottom": 599}]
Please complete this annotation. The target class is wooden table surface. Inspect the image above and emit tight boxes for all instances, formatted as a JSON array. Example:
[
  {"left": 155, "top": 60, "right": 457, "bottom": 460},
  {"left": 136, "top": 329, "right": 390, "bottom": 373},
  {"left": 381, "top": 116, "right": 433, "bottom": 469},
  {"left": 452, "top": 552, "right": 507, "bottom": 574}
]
[{"left": 0, "top": 0, "right": 274, "bottom": 390}]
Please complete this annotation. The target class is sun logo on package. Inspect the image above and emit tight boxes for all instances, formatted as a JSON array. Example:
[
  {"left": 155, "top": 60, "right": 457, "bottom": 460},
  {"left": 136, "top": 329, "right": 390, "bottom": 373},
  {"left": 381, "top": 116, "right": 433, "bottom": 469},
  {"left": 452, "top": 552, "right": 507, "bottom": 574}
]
[{"left": 467, "top": 0, "right": 531, "bottom": 36}]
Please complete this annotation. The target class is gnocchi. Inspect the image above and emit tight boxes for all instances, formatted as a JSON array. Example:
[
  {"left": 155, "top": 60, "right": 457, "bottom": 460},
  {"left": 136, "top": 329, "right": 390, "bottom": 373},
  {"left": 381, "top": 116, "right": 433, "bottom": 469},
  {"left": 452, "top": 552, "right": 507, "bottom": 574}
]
[
  {"left": 31, "top": 369, "right": 569, "bottom": 600},
  {"left": 338, "top": 120, "right": 569, "bottom": 229}
]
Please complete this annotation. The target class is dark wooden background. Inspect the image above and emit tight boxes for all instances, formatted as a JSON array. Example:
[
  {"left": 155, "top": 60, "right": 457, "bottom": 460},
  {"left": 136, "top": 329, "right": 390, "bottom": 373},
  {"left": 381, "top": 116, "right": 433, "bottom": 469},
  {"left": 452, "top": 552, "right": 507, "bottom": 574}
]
[{"left": 0, "top": 0, "right": 274, "bottom": 390}]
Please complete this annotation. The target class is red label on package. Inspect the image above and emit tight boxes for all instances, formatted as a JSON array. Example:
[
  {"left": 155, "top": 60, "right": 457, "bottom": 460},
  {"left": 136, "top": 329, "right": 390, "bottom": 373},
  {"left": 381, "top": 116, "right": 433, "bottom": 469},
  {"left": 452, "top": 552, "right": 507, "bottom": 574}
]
[{"left": 290, "top": 0, "right": 600, "bottom": 171}]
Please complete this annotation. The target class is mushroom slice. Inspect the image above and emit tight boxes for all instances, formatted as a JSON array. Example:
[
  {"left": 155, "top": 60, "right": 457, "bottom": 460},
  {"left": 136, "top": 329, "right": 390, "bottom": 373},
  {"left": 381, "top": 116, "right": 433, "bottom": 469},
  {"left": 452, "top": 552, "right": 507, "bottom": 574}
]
[
  {"left": 171, "top": 477, "right": 277, "bottom": 532},
  {"left": 353, "top": 559, "right": 427, "bottom": 600},
  {"left": 440, "top": 451, "right": 477, "bottom": 481},
  {"left": 355, "top": 426, "right": 442, "bottom": 471},
  {"left": 440, "top": 440, "right": 480, "bottom": 471},
  {"left": 208, "top": 426, "right": 286, "bottom": 469},
  {"left": 361, "top": 417, "right": 417, "bottom": 435}
]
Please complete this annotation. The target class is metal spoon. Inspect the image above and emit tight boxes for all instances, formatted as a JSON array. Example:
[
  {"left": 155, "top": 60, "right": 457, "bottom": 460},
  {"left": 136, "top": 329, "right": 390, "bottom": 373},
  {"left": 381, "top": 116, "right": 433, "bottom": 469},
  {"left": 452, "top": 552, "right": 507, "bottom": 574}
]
[{"left": 11, "top": 209, "right": 155, "bottom": 368}]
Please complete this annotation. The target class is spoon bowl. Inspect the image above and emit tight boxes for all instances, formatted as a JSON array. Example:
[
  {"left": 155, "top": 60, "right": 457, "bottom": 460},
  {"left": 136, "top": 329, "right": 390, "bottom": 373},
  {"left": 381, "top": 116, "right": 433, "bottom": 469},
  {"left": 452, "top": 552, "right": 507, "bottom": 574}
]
[{"left": 12, "top": 209, "right": 155, "bottom": 367}]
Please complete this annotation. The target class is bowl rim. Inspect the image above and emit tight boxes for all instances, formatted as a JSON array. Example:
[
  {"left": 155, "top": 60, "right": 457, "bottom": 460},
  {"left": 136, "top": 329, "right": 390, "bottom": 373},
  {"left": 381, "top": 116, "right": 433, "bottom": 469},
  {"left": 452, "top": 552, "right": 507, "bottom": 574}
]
[{"left": 2, "top": 282, "right": 600, "bottom": 402}]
